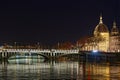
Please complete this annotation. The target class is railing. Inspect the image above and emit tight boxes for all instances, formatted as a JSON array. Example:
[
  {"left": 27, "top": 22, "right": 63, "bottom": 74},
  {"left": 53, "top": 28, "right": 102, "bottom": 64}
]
[{"left": 0, "top": 49, "right": 79, "bottom": 54}]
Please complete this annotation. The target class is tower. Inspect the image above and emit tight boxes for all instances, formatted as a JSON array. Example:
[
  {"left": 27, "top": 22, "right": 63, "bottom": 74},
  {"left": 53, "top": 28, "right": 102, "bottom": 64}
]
[
  {"left": 111, "top": 21, "right": 119, "bottom": 36},
  {"left": 109, "top": 21, "right": 120, "bottom": 52}
]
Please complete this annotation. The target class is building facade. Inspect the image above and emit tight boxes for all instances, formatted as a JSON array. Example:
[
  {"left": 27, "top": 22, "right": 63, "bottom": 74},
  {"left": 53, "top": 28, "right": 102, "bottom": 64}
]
[
  {"left": 109, "top": 22, "right": 120, "bottom": 52},
  {"left": 80, "top": 15, "right": 120, "bottom": 52},
  {"left": 93, "top": 15, "right": 109, "bottom": 52}
]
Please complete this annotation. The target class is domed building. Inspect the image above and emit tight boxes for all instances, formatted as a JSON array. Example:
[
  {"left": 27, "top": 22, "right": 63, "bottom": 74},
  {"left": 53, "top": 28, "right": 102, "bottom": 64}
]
[
  {"left": 109, "top": 21, "right": 120, "bottom": 52},
  {"left": 81, "top": 15, "right": 110, "bottom": 52},
  {"left": 93, "top": 15, "right": 109, "bottom": 52},
  {"left": 78, "top": 14, "right": 120, "bottom": 52}
]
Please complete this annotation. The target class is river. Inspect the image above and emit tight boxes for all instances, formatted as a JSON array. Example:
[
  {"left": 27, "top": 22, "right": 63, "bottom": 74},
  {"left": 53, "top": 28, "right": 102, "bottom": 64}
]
[{"left": 0, "top": 59, "right": 120, "bottom": 80}]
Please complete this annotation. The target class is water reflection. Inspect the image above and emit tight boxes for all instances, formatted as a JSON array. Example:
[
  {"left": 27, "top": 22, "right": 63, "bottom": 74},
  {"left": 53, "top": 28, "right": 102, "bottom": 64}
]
[{"left": 0, "top": 60, "right": 120, "bottom": 80}]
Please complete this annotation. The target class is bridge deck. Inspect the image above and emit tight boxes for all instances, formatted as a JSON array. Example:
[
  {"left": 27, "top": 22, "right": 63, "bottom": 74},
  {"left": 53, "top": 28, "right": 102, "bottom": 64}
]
[{"left": 0, "top": 49, "right": 79, "bottom": 54}]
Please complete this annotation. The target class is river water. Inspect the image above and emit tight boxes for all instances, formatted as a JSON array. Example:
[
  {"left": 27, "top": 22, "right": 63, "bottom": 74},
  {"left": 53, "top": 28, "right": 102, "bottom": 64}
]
[{"left": 0, "top": 60, "right": 120, "bottom": 80}]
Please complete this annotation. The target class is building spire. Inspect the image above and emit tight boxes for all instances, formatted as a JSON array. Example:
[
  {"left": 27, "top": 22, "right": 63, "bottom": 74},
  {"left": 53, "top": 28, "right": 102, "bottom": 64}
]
[
  {"left": 113, "top": 21, "right": 116, "bottom": 28},
  {"left": 99, "top": 14, "right": 103, "bottom": 24}
]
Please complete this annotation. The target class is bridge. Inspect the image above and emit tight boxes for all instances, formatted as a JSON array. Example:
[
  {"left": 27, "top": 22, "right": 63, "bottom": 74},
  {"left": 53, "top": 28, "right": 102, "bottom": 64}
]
[
  {"left": 0, "top": 49, "right": 119, "bottom": 61},
  {"left": 0, "top": 49, "right": 80, "bottom": 60}
]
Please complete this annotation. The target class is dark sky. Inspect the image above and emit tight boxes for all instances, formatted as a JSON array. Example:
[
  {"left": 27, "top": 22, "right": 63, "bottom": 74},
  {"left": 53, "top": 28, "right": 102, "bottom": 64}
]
[{"left": 0, "top": 0, "right": 120, "bottom": 45}]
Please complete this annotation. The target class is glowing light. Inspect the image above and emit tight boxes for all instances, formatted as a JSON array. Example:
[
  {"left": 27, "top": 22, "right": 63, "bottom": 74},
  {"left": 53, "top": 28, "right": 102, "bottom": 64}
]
[{"left": 92, "top": 50, "right": 98, "bottom": 53}]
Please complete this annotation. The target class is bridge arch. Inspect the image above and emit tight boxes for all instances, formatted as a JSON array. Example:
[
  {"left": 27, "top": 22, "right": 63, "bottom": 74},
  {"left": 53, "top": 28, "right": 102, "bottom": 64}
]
[
  {"left": 36, "top": 53, "right": 50, "bottom": 59},
  {"left": 55, "top": 53, "right": 81, "bottom": 60},
  {"left": 7, "top": 52, "right": 50, "bottom": 61}
]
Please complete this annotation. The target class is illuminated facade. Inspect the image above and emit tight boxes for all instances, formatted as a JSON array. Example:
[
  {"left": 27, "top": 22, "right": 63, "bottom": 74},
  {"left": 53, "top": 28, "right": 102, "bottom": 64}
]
[
  {"left": 93, "top": 15, "right": 109, "bottom": 52},
  {"left": 81, "top": 15, "right": 120, "bottom": 52},
  {"left": 82, "top": 15, "right": 109, "bottom": 52},
  {"left": 109, "top": 21, "right": 120, "bottom": 52}
]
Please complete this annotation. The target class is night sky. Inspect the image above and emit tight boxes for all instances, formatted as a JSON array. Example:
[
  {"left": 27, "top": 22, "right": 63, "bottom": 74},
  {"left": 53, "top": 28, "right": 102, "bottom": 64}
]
[{"left": 0, "top": 0, "right": 120, "bottom": 45}]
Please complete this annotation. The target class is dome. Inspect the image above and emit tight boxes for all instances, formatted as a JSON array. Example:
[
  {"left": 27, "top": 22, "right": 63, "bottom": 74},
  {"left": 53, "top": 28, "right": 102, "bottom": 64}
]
[
  {"left": 94, "top": 15, "right": 109, "bottom": 36},
  {"left": 95, "top": 24, "right": 109, "bottom": 32}
]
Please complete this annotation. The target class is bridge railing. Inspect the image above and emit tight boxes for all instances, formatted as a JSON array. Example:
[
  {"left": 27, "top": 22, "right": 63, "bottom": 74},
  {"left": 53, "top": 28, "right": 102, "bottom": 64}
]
[
  {"left": 0, "top": 49, "right": 51, "bottom": 53},
  {"left": 0, "top": 49, "right": 79, "bottom": 54},
  {"left": 51, "top": 49, "right": 79, "bottom": 54}
]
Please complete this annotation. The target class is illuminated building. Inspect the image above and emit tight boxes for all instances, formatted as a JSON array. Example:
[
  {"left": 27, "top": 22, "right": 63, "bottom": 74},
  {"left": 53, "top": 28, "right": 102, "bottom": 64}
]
[
  {"left": 109, "top": 21, "right": 120, "bottom": 52},
  {"left": 77, "top": 14, "right": 120, "bottom": 52},
  {"left": 80, "top": 14, "right": 120, "bottom": 52},
  {"left": 93, "top": 15, "right": 109, "bottom": 52},
  {"left": 81, "top": 15, "right": 110, "bottom": 52}
]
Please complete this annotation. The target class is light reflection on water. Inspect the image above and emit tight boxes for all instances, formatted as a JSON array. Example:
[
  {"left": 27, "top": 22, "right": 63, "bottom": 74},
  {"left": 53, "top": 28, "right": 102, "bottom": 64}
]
[{"left": 0, "top": 61, "right": 120, "bottom": 80}]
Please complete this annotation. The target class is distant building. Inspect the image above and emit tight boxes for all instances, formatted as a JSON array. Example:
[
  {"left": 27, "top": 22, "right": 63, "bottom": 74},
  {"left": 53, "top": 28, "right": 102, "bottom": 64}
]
[
  {"left": 78, "top": 14, "right": 120, "bottom": 52},
  {"left": 93, "top": 15, "right": 109, "bottom": 51},
  {"left": 109, "top": 21, "right": 120, "bottom": 52}
]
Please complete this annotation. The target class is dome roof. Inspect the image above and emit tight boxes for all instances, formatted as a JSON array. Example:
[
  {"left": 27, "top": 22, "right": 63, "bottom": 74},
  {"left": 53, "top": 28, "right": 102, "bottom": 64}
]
[
  {"left": 94, "top": 15, "right": 109, "bottom": 36},
  {"left": 95, "top": 23, "right": 109, "bottom": 32}
]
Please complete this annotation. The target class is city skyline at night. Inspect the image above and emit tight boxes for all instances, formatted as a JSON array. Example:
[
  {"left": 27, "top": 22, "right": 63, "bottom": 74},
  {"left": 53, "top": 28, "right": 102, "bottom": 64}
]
[{"left": 0, "top": 0, "right": 120, "bottom": 46}]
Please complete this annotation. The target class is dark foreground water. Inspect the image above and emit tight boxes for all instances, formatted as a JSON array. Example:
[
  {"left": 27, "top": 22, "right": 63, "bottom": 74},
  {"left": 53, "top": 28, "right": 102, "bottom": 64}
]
[{"left": 0, "top": 60, "right": 120, "bottom": 80}]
